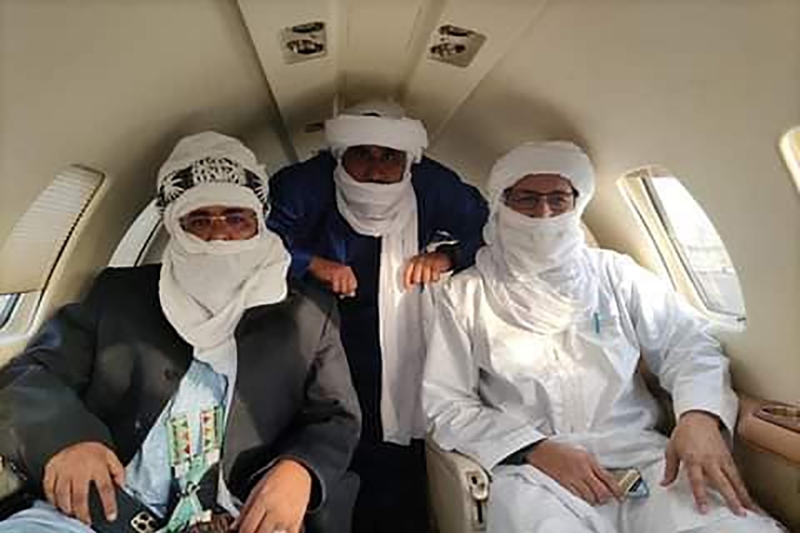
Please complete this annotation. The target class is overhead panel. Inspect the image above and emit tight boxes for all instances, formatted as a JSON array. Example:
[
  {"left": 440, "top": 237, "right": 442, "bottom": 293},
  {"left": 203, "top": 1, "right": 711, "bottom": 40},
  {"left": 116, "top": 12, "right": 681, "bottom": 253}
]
[
  {"left": 340, "top": 0, "right": 428, "bottom": 105},
  {"left": 402, "top": 0, "right": 548, "bottom": 142},
  {"left": 237, "top": 0, "right": 342, "bottom": 161}
]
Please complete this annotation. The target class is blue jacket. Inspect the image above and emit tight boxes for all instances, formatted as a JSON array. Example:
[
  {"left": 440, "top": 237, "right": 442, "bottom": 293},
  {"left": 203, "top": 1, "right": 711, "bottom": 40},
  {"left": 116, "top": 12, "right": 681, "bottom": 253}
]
[{"left": 267, "top": 151, "right": 489, "bottom": 278}]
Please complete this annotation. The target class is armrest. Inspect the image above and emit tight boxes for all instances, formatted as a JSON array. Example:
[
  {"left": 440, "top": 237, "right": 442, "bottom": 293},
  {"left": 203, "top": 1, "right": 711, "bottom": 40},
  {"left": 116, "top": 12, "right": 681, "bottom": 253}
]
[
  {"left": 425, "top": 436, "right": 489, "bottom": 533},
  {"left": 737, "top": 395, "right": 800, "bottom": 466}
]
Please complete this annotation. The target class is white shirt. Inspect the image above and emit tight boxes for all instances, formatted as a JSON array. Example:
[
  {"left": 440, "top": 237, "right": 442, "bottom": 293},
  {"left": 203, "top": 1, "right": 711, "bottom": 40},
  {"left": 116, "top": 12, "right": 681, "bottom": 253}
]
[{"left": 423, "top": 248, "right": 738, "bottom": 472}]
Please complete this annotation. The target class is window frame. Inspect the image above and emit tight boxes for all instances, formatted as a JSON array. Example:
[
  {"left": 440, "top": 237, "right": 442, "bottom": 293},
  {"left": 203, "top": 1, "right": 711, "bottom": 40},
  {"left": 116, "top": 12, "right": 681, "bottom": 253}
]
[
  {"left": 0, "top": 165, "right": 106, "bottom": 363},
  {"left": 618, "top": 169, "right": 746, "bottom": 330},
  {"left": 780, "top": 127, "right": 800, "bottom": 194}
]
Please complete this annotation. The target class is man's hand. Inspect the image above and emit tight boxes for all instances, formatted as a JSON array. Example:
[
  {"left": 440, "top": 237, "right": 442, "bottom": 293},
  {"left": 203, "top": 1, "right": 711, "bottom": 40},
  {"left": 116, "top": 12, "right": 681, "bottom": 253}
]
[
  {"left": 662, "top": 410, "right": 756, "bottom": 517},
  {"left": 525, "top": 441, "right": 622, "bottom": 506},
  {"left": 403, "top": 252, "right": 452, "bottom": 290},
  {"left": 308, "top": 256, "right": 358, "bottom": 298},
  {"left": 43, "top": 441, "right": 125, "bottom": 526},
  {"left": 233, "top": 459, "right": 312, "bottom": 533}
]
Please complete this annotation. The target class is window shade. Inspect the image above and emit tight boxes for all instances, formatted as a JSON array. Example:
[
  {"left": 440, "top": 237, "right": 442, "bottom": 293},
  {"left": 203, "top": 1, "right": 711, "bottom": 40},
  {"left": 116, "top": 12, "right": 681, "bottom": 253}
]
[{"left": 0, "top": 166, "right": 103, "bottom": 294}]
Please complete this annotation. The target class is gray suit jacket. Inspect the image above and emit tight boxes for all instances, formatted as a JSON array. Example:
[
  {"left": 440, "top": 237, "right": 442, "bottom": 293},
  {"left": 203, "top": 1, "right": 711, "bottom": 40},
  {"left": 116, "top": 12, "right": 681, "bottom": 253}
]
[{"left": 0, "top": 265, "right": 361, "bottom": 510}]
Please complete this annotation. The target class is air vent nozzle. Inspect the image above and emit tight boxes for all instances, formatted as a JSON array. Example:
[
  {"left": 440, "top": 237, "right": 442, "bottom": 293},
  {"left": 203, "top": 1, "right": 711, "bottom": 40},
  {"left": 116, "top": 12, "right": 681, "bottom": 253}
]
[
  {"left": 281, "top": 21, "right": 327, "bottom": 64},
  {"left": 427, "top": 24, "right": 486, "bottom": 68}
]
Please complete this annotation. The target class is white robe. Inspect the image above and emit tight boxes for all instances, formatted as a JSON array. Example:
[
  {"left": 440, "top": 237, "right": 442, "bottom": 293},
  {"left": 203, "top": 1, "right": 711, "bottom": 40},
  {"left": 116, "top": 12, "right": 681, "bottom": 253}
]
[{"left": 423, "top": 248, "right": 782, "bottom": 533}]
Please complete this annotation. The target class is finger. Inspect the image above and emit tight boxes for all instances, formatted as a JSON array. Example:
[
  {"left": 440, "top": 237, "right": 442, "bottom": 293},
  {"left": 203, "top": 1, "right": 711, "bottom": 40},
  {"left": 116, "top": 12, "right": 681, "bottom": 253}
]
[
  {"left": 587, "top": 472, "right": 615, "bottom": 504},
  {"left": 105, "top": 452, "right": 126, "bottom": 487},
  {"left": 331, "top": 274, "right": 343, "bottom": 295},
  {"left": 420, "top": 265, "right": 434, "bottom": 285},
  {"left": 95, "top": 471, "right": 118, "bottom": 522},
  {"left": 431, "top": 267, "right": 441, "bottom": 283},
  {"left": 231, "top": 489, "right": 256, "bottom": 531},
  {"left": 412, "top": 262, "right": 425, "bottom": 286},
  {"left": 708, "top": 465, "right": 745, "bottom": 517},
  {"left": 687, "top": 464, "right": 710, "bottom": 514},
  {"left": 346, "top": 271, "right": 358, "bottom": 296},
  {"left": 592, "top": 464, "right": 624, "bottom": 500},
  {"left": 72, "top": 476, "right": 92, "bottom": 525},
  {"left": 661, "top": 445, "right": 680, "bottom": 486},
  {"left": 239, "top": 496, "right": 270, "bottom": 533},
  {"left": 403, "top": 262, "right": 415, "bottom": 290},
  {"left": 568, "top": 480, "right": 596, "bottom": 505},
  {"left": 722, "top": 460, "right": 757, "bottom": 512},
  {"left": 54, "top": 474, "right": 74, "bottom": 517},
  {"left": 584, "top": 477, "right": 608, "bottom": 506},
  {"left": 43, "top": 466, "right": 57, "bottom": 507}
]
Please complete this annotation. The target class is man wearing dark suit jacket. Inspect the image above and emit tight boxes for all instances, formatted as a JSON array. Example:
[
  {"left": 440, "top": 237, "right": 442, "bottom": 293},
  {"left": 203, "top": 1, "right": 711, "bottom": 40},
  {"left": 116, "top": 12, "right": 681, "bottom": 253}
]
[{"left": 0, "top": 132, "right": 361, "bottom": 533}]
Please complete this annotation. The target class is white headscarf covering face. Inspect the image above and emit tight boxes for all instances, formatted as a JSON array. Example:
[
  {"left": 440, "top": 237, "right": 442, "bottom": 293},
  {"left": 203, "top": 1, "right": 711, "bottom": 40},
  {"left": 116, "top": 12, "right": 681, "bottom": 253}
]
[
  {"left": 157, "top": 132, "right": 290, "bottom": 350},
  {"left": 476, "top": 141, "right": 597, "bottom": 334},
  {"left": 324, "top": 102, "right": 431, "bottom": 444}
]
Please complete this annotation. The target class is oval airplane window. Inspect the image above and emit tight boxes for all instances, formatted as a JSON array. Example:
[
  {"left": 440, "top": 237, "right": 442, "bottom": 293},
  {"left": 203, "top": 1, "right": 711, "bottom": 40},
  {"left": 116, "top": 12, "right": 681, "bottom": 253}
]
[
  {"left": 619, "top": 168, "right": 746, "bottom": 326},
  {"left": 780, "top": 127, "right": 800, "bottom": 194}
]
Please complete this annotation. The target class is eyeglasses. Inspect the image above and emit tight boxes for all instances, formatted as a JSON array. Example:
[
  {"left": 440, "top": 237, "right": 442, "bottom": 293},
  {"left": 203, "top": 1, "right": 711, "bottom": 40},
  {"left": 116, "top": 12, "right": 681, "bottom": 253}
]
[
  {"left": 180, "top": 211, "right": 258, "bottom": 234},
  {"left": 503, "top": 189, "right": 577, "bottom": 213}
]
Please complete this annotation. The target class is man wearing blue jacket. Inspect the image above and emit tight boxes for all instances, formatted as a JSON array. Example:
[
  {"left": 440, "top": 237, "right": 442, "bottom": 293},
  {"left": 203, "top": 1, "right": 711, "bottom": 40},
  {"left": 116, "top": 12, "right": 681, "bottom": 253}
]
[{"left": 267, "top": 100, "right": 488, "bottom": 533}]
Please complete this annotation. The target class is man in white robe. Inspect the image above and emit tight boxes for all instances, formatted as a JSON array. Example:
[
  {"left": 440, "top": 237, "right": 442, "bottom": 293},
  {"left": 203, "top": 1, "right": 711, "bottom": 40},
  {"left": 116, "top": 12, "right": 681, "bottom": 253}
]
[{"left": 423, "top": 141, "right": 785, "bottom": 533}]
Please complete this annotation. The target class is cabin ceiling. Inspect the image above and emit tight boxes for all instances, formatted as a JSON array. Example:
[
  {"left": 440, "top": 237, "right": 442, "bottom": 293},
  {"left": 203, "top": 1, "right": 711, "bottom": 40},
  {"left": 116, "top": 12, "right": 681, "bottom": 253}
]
[{"left": 237, "top": 0, "right": 550, "bottom": 160}]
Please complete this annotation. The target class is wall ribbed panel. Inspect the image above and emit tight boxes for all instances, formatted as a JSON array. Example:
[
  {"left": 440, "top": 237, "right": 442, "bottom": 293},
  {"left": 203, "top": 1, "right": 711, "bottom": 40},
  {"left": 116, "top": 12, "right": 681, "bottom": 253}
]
[{"left": 0, "top": 166, "right": 103, "bottom": 294}]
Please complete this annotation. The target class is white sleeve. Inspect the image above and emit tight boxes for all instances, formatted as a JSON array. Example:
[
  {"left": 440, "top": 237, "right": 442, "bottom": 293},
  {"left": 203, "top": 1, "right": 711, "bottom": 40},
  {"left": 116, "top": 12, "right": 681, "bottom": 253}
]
[
  {"left": 422, "top": 285, "right": 545, "bottom": 472},
  {"left": 614, "top": 254, "right": 738, "bottom": 434}
]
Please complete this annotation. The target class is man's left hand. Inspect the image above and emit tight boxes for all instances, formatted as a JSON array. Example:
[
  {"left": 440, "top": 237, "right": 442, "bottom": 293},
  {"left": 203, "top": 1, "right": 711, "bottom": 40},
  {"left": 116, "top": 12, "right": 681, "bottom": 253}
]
[
  {"left": 232, "top": 459, "right": 312, "bottom": 533},
  {"left": 662, "top": 410, "right": 757, "bottom": 517},
  {"left": 403, "top": 252, "right": 452, "bottom": 289}
]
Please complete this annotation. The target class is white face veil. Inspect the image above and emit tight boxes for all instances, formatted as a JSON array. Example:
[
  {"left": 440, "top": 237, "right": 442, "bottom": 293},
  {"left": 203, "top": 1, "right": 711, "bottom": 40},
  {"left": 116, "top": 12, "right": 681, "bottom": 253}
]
[
  {"left": 476, "top": 141, "right": 597, "bottom": 334},
  {"left": 156, "top": 132, "right": 290, "bottom": 351},
  {"left": 323, "top": 102, "right": 431, "bottom": 444}
]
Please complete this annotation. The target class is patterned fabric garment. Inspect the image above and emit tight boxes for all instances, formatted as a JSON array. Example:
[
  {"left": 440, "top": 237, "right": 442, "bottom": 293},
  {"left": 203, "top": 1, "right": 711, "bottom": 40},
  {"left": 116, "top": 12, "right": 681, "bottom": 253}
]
[{"left": 125, "top": 356, "right": 231, "bottom": 519}]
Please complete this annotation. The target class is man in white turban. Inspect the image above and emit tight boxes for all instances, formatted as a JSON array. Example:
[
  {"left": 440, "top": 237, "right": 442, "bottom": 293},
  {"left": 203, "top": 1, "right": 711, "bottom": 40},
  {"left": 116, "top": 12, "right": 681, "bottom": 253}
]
[
  {"left": 0, "top": 132, "right": 361, "bottom": 533},
  {"left": 423, "top": 142, "right": 785, "bottom": 533},
  {"left": 267, "top": 100, "right": 488, "bottom": 532}
]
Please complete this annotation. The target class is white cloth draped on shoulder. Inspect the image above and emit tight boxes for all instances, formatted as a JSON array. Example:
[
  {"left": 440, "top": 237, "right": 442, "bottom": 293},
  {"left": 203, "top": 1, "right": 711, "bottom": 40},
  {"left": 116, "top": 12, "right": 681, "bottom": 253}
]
[{"left": 325, "top": 112, "right": 431, "bottom": 444}]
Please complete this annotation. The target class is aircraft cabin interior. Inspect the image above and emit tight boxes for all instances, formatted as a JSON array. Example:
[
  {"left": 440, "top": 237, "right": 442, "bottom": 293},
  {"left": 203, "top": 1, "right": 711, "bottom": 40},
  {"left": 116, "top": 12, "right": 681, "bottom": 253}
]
[{"left": 0, "top": 1, "right": 798, "bottom": 532}]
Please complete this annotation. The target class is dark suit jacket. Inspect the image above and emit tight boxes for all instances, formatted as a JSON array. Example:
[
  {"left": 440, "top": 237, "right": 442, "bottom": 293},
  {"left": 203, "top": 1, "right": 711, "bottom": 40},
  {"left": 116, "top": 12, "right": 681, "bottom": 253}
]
[{"left": 0, "top": 265, "right": 361, "bottom": 511}]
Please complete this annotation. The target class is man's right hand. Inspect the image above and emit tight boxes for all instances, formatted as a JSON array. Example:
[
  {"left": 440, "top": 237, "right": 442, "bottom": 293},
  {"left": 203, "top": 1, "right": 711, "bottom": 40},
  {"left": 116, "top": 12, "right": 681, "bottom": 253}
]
[
  {"left": 525, "top": 440, "right": 623, "bottom": 506},
  {"left": 308, "top": 256, "right": 358, "bottom": 298},
  {"left": 43, "top": 441, "right": 125, "bottom": 526}
]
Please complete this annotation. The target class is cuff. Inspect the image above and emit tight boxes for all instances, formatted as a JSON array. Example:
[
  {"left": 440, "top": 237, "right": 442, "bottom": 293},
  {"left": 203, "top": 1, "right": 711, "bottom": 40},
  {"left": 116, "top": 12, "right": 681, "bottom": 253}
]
[{"left": 673, "top": 391, "right": 739, "bottom": 440}]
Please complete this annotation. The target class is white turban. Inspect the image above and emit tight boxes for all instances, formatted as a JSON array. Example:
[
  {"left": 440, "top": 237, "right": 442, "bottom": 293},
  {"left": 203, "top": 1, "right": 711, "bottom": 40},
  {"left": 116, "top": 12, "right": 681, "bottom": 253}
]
[
  {"left": 476, "top": 141, "right": 597, "bottom": 335},
  {"left": 324, "top": 100, "right": 429, "bottom": 163},
  {"left": 156, "top": 131, "right": 269, "bottom": 213},
  {"left": 486, "top": 141, "right": 595, "bottom": 216},
  {"left": 156, "top": 131, "right": 290, "bottom": 350}
]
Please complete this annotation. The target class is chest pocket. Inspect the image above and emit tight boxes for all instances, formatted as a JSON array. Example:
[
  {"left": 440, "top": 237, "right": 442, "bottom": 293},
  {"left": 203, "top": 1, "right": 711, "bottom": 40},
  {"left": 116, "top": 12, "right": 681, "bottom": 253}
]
[{"left": 572, "top": 306, "right": 639, "bottom": 384}]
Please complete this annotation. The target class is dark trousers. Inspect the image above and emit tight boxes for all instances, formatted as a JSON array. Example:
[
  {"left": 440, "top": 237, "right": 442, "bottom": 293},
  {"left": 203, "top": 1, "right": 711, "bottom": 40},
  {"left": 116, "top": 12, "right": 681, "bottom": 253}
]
[{"left": 350, "top": 439, "right": 428, "bottom": 533}]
